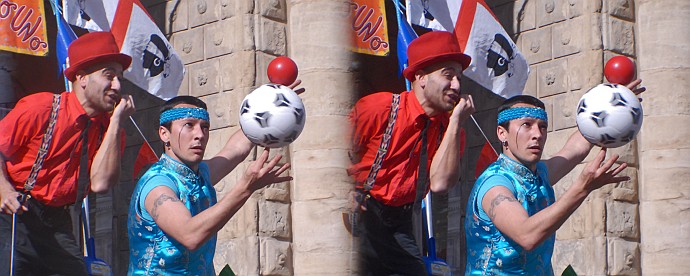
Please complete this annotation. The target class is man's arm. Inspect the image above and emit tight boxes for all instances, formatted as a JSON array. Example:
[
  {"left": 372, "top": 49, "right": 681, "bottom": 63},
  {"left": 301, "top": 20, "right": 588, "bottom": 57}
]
[
  {"left": 484, "top": 149, "right": 628, "bottom": 250},
  {"left": 0, "top": 154, "right": 26, "bottom": 214},
  {"left": 204, "top": 130, "right": 254, "bottom": 185},
  {"left": 90, "top": 96, "right": 135, "bottom": 193},
  {"left": 144, "top": 149, "right": 290, "bottom": 250},
  {"left": 429, "top": 94, "right": 474, "bottom": 193}
]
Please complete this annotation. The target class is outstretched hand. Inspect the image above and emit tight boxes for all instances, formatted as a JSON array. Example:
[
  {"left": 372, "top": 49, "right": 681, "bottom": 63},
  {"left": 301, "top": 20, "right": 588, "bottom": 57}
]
[
  {"left": 242, "top": 148, "right": 292, "bottom": 192},
  {"left": 626, "top": 79, "right": 646, "bottom": 101},
  {"left": 576, "top": 148, "right": 629, "bottom": 193},
  {"left": 288, "top": 79, "right": 305, "bottom": 95}
]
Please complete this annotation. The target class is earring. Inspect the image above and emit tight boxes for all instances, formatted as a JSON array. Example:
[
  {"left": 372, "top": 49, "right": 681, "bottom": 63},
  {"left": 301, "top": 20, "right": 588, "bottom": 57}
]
[
  {"left": 164, "top": 141, "right": 170, "bottom": 147},
  {"left": 501, "top": 140, "right": 508, "bottom": 147}
]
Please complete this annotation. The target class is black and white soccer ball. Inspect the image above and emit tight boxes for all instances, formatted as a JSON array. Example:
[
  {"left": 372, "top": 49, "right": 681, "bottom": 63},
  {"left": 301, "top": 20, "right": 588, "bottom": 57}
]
[
  {"left": 239, "top": 84, "right": 306, "bottom": 148},
  {"left": 576, "top": 83, "right": 643, "bottom": 148}
]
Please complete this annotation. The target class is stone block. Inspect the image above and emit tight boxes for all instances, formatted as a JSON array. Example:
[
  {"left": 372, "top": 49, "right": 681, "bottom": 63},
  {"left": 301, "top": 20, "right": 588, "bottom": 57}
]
[
  {"left": 168, "top": 0, "right": 189, "bottom": 32},
  {"left": 292, "top": 116, "right": 351, "bottom": 150},
  {"left": 291, "top": 200, "right": 352, "bottom": 252},
  {"left": 603, "top": 15, "right": 635, "bottom": 55},
  {"left": 201, "top": 91, "right": 233, "bottom": 129},
  {"left": 290, "top": 1, "right": 352, "bottom": 70},
  {"left": 606, "top": 0, "right": 635, "bottom": 21},
  {"left": 607, "top": 238, "right": 640, "bottom": 275},
  {"left": 639, "top": 116, "right": 690, "bottom": 152},
  {"left": 552, "top": 17, "right": 583, "bottom": 58},
  {"left": 639, "top": 149, "right": 690, "bottom": 201},
  {"left": 552, "top": 237, "right": 607, "bottom": 275},
  {"left": 189, "top": 0, "right": 220, "bottom": 28},
  {"left": 172, "top": 28, "right": 204, "bottom": 64},
  {"left": 220, "top": 195, "right": 259, "bottom": 239},
  {"left": 214, "top": 236, "right": 259, "bottom": 275},
  {"left": 551, "top": 90, "right": 583, "bottom": 131},
  {"left": 606, "top": 201, "right": 639, "bottom": 239},
  {"left": 292, "top": 251, "right": 353, "bottom": 276},
  {"left": 537, "top": 59, "right": 568, "bottom": 97},
  {"left": 542, "top": 127, "right": 571, "bottom": 160},
  {"left": 204, "top": 18, "right": 237, "bottom": 59},
  {"left": 295, "top": 71, "right": 358, "bottom": 117},
  {"left": 516, "top": 0, "right": 536, "bottom": 32},
  {"left": 608, "top": 139, "right": 638, "bottom": 167},
  {"left": 259, "top": 0, "right": 287, "bottom": 22},
  {"left": 637, "top": 2, "right": 690, "bottom": 72},
  {"left": 264, "top": 184, "right": 290, "bottom": 203},
  {"left": 179, "top": 67, "right": 190, "bottom": 95},
  {"left": 219, "top": 0, "right": 234, "bottom": 20},
  {"left": 259, "top": 200, "right": 291, "bottom": 239},
  {"left": 204, "top": 126, "right": 237, "bottom": 164},
  {"left": 260, "top": 238, "right": 292, "bottom": 275},
  {"left": 524, "top": 64, "right": 538, "bottom": 96},
  {"left": 520, "top": 26, "right": 552, "bottom": 65},
  {"left": 220, "top": 52, "right": 257, "bottom": 91},
  {"left": 610, "top": 167, "right": 639, "bottom": 202},
  {"left": 189, "top": 59, "right": 221, "bottom": 97},
  {"left": 536, "top": 0, "right": 567, "bottom": 27},
  {"left": 639, "top": 200, "right": 690, "bottom": 274},
  {"left": 290, "top": 150, "right": 354, "bottom": 202},
  {"left": 566, "top": 0, "right": 584, "bottom": 19},
  {"left": 567, "top": 51, "right": 603, "bottom": 92},
  {"left": 637, "top": 69, "right": 690, "bottom": 116},
  {"left": 256, "top": 17, "right": 287, "bottom": 56}
]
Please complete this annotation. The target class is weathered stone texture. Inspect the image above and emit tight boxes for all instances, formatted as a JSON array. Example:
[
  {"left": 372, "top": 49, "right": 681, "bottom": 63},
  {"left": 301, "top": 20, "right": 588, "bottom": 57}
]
[
  {"left": 639, "top": 116, "right": 690, "bottom": 151},
  {"left": 606, "top": 201, "right": 639, "bottom": 239},
  {"left": 552, "top": 237, "right": 607, "bottom": 275},
  {"left": 603, "top": 15, "right": 635, "bottom": 55},
  {"left": 258, "top": 0, "right": 287, "bottom": 22},
  {"left": 188, "top": 59, "right": 220, "bottom": 97},
  {"left": 173, "top": 28, "right": 204, "bottom": 64},
  {"left": 536, "top": 0, "right": 567, "bottom": 27},
  {"left": 220, "top": 53, "right": 257, "bottom": 91},
  {"left": 256, "top": 17, "right": 287, "bottom": 56},
  {"left": 639, "top": 200, "right": 690, "bottom": 274},
  {"left": 607, "top": 237, "right": 640, "bottom": 275},
  {"left": 520, "top": 26, "right": 552, "bottom": 64},
  {"left": 260, "top": 238, "right": 292, "bottom": 275},
  {"left": 639, "top": 149, "right": 690, "bottom": 201},
  {"left": 204, "top": 18, "right": 237, "bottom": 58},
  {"left": 551, "top": 89, "right": 583, "bottom": 131},
  {"left": 537, "top": 59, "right": 567, "bottom": 97},
  {"left": 551, "top": 17, "right": 583, "bottom": 58},
  {"left": 259, "top": 200, "right": 291, "bottom": 239},
  {"left": 214, "top": 236, "right": 259, "bottom": 275},
  {"left": 188, "top": 0, "right": 220, "bottom": 27}
]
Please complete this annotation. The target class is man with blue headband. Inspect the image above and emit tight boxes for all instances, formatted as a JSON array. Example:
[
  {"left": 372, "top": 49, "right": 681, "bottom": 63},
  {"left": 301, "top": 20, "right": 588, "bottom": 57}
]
[
  {"left": 127, "top": 96, "right": 292, "bottom": 275},
  {"left": 464, "top": 94, "right": 635, "bottom": 275}
]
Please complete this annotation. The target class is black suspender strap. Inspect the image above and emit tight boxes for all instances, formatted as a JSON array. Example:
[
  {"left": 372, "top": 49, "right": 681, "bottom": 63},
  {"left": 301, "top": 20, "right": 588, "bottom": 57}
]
[
  {"left": 363, "top": 94, "right": 400, "bottom": 192},
  {"left": 24, "top": 94, "right": 61, "bottom": 192}
]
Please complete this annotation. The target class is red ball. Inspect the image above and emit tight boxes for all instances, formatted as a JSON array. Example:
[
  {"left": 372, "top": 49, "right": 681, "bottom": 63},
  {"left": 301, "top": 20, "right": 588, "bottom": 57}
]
[
  {"left": 604, "top": 56, "right": 636, "bottom": 85},
  {"left": 267, "top": 56, "right": 298, "bottom": 86}
]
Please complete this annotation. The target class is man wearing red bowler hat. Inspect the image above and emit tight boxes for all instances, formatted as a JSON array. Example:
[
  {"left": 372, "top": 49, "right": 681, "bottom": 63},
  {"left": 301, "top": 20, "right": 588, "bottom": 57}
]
[
  {"left": 0, "top": 32, "right": 135, "bottom": 275},
  {"left": 349, "top": 31, "right": 476, "bottom": 275}
]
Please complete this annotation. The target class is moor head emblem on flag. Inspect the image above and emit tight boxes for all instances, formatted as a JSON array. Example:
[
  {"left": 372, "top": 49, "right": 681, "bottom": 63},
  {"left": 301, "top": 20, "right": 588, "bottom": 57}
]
[
  {"left": 142, "top": 34, "right": 170, "bottom": 78},
  {"left": 486, "top": 33, "right": 515, "bottom": 78}
]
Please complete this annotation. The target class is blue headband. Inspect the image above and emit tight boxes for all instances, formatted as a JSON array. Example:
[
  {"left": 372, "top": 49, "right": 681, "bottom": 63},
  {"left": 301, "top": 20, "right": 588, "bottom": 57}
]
[
  {"left": 497, "top": 107, "right": 548, "bottom": 125},
  {"left": 160, "top": 107, "right": 210, "bottom": 125}
]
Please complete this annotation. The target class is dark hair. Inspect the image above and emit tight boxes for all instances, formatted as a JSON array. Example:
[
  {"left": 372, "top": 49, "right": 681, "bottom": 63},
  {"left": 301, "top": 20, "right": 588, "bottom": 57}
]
[
  {"left": 497, "top": 95, "right": 545, "bottom": 129},
  {"left": 160, "top": 96, "right": 208, "bottom": 129}
]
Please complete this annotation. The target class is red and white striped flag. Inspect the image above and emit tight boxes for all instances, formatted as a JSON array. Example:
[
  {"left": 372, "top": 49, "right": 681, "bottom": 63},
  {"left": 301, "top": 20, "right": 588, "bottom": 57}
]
[{"left": 407, "top": 0, "right": 528, "bottom": 98}]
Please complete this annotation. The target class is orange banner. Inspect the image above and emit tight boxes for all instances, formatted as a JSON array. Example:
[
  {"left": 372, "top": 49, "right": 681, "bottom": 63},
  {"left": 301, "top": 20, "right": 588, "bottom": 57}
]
[
  {"left": 351, "top": 0, "right": 389, "bottom": 56},
  {"left": 0, "top": 0, "right": 49, "bottom": 56}
]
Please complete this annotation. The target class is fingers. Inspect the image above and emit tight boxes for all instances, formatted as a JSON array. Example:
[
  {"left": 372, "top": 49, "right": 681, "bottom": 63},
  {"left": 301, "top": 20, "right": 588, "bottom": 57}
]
[{"left": 288, "top": 79, "right": 306, "bottom": 95}]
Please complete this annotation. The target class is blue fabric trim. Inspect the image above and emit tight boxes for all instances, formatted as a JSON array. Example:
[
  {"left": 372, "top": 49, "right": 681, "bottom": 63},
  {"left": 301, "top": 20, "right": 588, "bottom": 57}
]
[
  {"left": 497, "top": 107, "right": 548, "bottom": 125},
  {"left": 160, "top": 107, "right": 209, "bottom": 125}
]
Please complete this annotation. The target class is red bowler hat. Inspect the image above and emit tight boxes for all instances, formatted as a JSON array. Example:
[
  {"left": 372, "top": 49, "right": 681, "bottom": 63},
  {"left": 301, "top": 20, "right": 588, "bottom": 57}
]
[
  {"left": 63, "top": 32, "right": 132, "bottom": 82},
  {"left": 402, "top": 31, "right": 471, "bottom": 82}
]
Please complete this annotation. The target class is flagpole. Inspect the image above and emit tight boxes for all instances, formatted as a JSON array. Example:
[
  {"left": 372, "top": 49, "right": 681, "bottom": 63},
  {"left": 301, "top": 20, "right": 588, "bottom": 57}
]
[
  {"left": 470, "top": 115, "right": 499, "bottom": 156},
  {"left": 129, "top": 116, "right": 159, "bottom": 160}
]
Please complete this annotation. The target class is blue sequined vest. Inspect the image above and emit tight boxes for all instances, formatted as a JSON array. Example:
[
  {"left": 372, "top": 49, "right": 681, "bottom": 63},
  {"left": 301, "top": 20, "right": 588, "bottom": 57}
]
[
  {"left": 127, "top": 154, "right": 217, "bottom": 275},
  {"left": 465, "top": 154, "right": 555, "bottom": 275}
]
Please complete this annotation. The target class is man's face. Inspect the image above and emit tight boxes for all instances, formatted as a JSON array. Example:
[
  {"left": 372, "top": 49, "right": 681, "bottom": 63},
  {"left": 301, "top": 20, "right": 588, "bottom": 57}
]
[
  {"left": 498, "top": 103, "right": 548, "bottom": 170},
  {"left": 81, "top": 62, "right": 124, "bottom": 114},
  {"left": 160, "top": 104, "right": 210, "bottom": 170},
  {"left": 418, "top": 61, "right": 463, "bottom": 115}
]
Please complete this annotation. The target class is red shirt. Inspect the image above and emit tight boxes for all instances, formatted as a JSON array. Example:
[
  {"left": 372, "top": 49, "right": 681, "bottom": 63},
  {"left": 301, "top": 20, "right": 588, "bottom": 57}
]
[
  {"left": 0, "top": 92, "right": 109, "bottom": 207},
  {"left": 349, "top": 91, "right": 463, "bottom": 206}
]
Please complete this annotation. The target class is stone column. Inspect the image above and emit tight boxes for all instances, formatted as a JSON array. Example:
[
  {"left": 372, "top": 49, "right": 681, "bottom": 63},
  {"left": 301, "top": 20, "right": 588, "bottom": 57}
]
[
  {"left": 288, "top": 0, "right": 356, "bottom": 275},
  {"left": 636, "top": 1, "right": 690, "bottom": 274}
]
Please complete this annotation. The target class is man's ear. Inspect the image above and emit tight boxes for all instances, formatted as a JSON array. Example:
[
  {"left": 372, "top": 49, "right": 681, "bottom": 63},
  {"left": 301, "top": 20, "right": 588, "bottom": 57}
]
[
  {"left": 415, "top": 70, "right": 427, "bottom": 88},
  {"left": 497, "top": 125, "right": 508, "bottom": 142},
  {"left": 75, "top": 71, "right": 89, "bottom": 89},
  {"left": 159, "top": 125, "right": 170, "bottom": 143}
]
